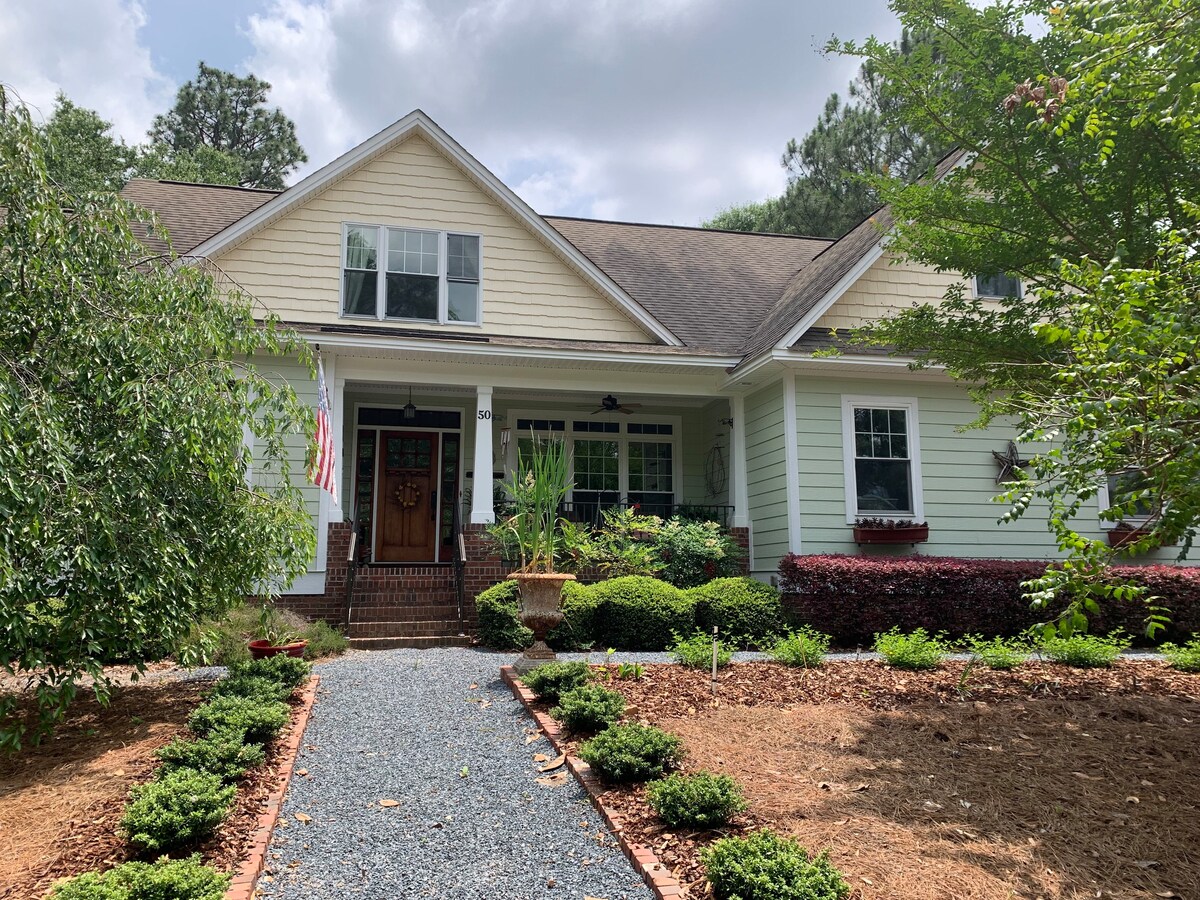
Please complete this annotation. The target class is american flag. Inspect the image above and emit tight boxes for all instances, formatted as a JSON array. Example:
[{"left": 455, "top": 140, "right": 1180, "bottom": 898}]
[{"left": 310, "top": 355, "right": 336, "bottom": 495}]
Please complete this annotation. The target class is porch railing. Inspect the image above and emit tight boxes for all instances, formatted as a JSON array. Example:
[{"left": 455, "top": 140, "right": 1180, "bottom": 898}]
[{"left": 469, "top": 499, "right": 736, "bottom": 529}]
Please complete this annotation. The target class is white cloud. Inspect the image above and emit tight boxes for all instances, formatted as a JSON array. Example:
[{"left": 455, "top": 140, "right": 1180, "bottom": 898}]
[{"left": 0, "top": 0, "right": 172, "bottom": 140}]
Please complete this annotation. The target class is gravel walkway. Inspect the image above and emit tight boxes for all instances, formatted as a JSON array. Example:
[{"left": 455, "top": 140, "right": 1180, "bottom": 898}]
[{"left": 258, "top": 648, "right": 653, "bottom": 900}]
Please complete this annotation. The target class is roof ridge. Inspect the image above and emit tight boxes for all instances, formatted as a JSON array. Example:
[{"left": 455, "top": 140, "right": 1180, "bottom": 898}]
[
  {"left": 131, "top": 178, "right": 283, "bottom": 195},
  {"left": 545, "top": 214, "right": 833, "bottom": 242}
]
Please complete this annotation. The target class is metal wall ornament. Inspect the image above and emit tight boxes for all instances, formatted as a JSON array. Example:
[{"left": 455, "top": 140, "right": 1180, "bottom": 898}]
[{"left": 992, "top": 441, "right": 1031, "bottom": 484}]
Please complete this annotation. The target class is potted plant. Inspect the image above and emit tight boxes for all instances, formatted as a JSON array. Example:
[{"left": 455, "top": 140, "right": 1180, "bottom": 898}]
[
  {"left": 490, "top": 433, "right": 575, "bottom": 672},
  {"left": 852, "top": 517, "right": 930, "bottom": 545},
  {"left": 247, "top": 600, "right": 308, "bottom": 659}
]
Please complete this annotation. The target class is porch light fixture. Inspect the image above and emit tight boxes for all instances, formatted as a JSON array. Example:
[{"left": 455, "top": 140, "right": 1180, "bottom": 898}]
[{"left": 403, "top": 386, "right": 417, "bottom": 421}]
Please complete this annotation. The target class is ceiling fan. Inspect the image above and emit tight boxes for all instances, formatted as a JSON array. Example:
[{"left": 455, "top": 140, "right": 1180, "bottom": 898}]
[{"left": 591, "top": 394, "right": 642, "bottom": 416}]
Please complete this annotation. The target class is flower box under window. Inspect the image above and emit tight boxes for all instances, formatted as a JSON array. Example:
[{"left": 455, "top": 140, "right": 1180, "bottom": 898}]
[{"left": 853, "top": 518, "right": 929, "bottom": 545}]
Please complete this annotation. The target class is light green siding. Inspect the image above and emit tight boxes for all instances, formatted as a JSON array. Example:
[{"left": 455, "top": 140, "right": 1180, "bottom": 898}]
[
  {"left": 744, "top": 381, "right": 790, "bottom": 574},
  {"left": 791, "top": 374, "right": 1185, "bottom": 564}
]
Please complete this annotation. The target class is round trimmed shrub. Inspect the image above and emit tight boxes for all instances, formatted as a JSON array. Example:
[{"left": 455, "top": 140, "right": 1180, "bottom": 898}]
[
  {"left": 156, "top": 733, "right": 266, "bottom": 783},
  {"left": 578, "top": 723, "right": 683, "bottom": 783},
  {"left": 551, "top": 683, "right": 626, "bottom": 733},
  {"left": 692, "top": 578, "right": 785, "bottom": 647},
  {"left": 522, "top": 660, "right": 591, "bottom": 704},
  {"left": 49, "top": 855, "right": 230, "bottom": 900},
  {"left": 120, "top": 768, "right": 235, "bottom": 852},
  {"left": 589, "top": 576, "right": 694, "bottom": 650},
  {"left": 188, "top": 695, "right": 290, "bottom": 745},
  {"left": 230, "top": 654, "right": 310, "bottom": 690},
  {"left": 550, "top": 579, "right": 600, "bottom": 650},
  {"left": 702, "top": 829, "right": 850, "bottom": 900},
  {"left": 476, "top": 580, "right": 532, "bottom": 650},
  {"left": 646, "top": 771, "right": 747, "bottom": 828}
]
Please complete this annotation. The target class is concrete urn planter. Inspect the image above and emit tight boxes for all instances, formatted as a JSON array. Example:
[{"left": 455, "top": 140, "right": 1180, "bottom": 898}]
[{"left": 509, "top": 572, "right": 576, "bottom": 673}]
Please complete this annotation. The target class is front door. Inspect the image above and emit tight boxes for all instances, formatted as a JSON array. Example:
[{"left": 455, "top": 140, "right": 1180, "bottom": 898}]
[{"left": 375, "top": 431, "right": 439, "bottom": 562}]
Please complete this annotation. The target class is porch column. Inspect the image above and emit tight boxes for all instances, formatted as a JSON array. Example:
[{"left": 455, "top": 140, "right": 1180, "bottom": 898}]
[
  {"left": 471, "top": 385, "right": 495, "bottom": 524},
  {"left": 329, "top": 372, "right": 345, "bottom": 520},
  {"left": 730, "top": 394, "right": 750, "bottom": 529}
]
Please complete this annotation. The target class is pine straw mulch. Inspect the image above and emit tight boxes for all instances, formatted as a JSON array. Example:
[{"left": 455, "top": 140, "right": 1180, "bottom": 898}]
[
  {"left": 560, "top": 660, "right": 1200, "bottom": 900},
  {"left": 0, "top": 675, "right": 310, "bottom": 900}
]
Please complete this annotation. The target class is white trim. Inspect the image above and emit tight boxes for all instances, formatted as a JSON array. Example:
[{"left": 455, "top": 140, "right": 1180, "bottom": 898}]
[
  {"left": 775, "top": 240, "right": 886, "bottom": 352},
  {"left": 1095, "top": 473, "right": 1156, "bottom": 531},
  {"left": 189, "top": 110, "right": 682, "bottom": 346},
  {"left": 840, "top": 394, "right": 925, "bottom": 525},
  {"left": 781, "top": 373, "right": 803, "bottom": 554},
  {"left": 970, "top": 272, "right": 1025, "bottom": 301},
  {"left": 281, "top": 570, "right": 327, "bottom": 596},
  {"left": 471, "top": 386, "right": 495, "bottom": 524},
  {"left": 313, "top": 354, "right": 336, "bottom": 576},
  {"left": 328, "top": 368, "right": 344, "bottom": 518},
  {"left": 730, "top": 394, "right": 749, "bottom": 529}
]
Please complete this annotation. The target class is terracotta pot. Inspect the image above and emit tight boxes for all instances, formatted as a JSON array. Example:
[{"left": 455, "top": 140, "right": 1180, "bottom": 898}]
[
  {"left": 1107, "top": 527, "right": 1174, "bottom": 550},
  {"left": 853, "top": 524, "right": 930, "bottom": 545},
  {"left": 248, "top": 639, "right": 308, "bottom": 660},
  {"left": 508, "top": 572, "right": 576, "bottom": 673}
]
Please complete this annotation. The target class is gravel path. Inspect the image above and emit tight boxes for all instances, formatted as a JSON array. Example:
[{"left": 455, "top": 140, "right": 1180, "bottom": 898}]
[{"left": 258, "top": 648, "right": 653, "bottom": 900}]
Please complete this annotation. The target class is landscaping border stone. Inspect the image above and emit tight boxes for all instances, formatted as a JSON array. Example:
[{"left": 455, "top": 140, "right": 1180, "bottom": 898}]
[
  {"left": 500, "top": 665, "right": 684, "bottom": 900},
  {"left": 225, "top": 674, "right": 320, "bottom": 900}
]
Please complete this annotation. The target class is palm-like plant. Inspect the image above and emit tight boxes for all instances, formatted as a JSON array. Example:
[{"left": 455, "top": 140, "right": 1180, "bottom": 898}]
[{"left": 497, "top": 432, "right": 570, "bottom": 573}]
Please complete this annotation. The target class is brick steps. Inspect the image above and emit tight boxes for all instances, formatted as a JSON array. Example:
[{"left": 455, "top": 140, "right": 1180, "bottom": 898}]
[
  {"left": 349, "top": 603, "right": 461, "bottom": 623},
  {"left": 349, "top": 634, "right": 472, "bottom": 650}
]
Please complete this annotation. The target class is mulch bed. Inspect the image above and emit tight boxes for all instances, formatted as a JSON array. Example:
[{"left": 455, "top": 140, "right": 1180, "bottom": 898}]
[
  {"left": 556, "top": 660, "right": 1200, "bottom": 900},
  {"left": 0, "top": 674, "right": 311, "bottom": 900}
]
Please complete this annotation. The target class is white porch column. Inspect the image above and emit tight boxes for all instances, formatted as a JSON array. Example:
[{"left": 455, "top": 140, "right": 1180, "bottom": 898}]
[
  {"left": 329, "top": 370, "right": 345, "bottom": 521},
  {"left": 471, "top": 385, "right": 495, "bottom": 524},
  {"left": 730, "top": 393, "right": 750, "bottom": 529}
]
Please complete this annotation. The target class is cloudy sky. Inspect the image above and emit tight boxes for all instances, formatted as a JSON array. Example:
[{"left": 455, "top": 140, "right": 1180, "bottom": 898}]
[{"left": 4, "top": 0, "right": 901, "bottom": 224}]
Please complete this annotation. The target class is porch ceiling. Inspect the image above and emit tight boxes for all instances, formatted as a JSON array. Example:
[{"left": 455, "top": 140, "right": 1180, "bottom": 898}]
[{"left": 344, "top": 381, "right": 726, "bottom": 410}]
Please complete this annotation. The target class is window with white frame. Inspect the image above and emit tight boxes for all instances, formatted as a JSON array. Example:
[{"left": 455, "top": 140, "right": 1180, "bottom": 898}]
[
  {"left": 342, "top": 224, "right": 481, "bottom": 324},
  {"left": 973, "top": 272, "right": 1022, "bottom": 299},
  {"left": 841, "top": 397, "right": 923, "bottom": 522},
  {"left": 1097, "top": 469, "right": 1158, "bottom": 529}
]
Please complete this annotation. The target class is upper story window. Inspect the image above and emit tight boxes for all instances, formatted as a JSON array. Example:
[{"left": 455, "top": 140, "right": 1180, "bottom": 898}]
[
  {"left": 840, "top": 395, "right": 924, "bottom": 523},
  {"left": 342, "top": 224, "right": 481, "bottom": 325},
  {"left": 974, "top": 272, "right": 1023, "bottom": 299}
]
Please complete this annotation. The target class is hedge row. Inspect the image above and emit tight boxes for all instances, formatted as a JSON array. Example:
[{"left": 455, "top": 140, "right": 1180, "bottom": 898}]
[
  {"left": 477, "top": 576, "right": 785, "bottom": 651},
  {"left": 779, "top": 554, "right": 1200, "bottom": 646}
]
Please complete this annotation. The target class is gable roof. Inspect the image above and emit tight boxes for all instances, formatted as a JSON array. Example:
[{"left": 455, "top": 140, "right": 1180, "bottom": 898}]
[
  {"left": 180, "top": 109, "right": 682, "bottom": 346},
  {"left": 547, "top": 218, "right": 829, "bottom": 354},
  {"left": 122, "top": 179, "right": 278, "bottom": 258}
]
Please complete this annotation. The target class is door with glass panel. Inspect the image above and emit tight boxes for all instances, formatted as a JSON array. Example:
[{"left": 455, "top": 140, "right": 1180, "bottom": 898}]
[{"left": 376, "top": 431, "right": 439, "bottom": 562}]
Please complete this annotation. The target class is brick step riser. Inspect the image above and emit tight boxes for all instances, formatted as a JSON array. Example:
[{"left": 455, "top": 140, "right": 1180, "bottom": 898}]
[
  {"left": 349, "top": 635, "right": 473, "bottom": 650},
  {"left": 349, "top": 605, "right": 462, "bottom": 623},
  {"left": 347, "top": 620, "right": 467, "bottom": 638}
]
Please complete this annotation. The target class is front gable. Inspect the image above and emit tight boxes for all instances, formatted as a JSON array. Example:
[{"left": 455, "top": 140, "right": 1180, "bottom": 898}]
[
  {"left": 809, "top": 252, "right": 965, "bottom": 334},
  {"left": 205, "top": 119, "right": 673, "bottom": 345}
]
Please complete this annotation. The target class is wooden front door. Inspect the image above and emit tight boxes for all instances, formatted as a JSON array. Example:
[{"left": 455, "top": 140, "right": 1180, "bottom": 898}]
[{"left": 375, "top": 431, "right": 439, "bottom": 562}]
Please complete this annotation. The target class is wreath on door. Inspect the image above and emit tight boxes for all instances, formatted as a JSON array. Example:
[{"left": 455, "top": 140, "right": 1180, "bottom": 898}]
[{"left": 394, "top": 481, "right": 422, "bottom": 509}]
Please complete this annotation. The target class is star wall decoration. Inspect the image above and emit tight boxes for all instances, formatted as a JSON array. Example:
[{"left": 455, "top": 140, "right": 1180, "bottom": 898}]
[{"left": 992, "top": 441, "right": 1031, "bottom": 484}]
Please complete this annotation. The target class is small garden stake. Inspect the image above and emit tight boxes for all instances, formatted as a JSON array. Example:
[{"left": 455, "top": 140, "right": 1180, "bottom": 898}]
[{"left": 711, "top": 626, "right": 720, "bottom": 696}]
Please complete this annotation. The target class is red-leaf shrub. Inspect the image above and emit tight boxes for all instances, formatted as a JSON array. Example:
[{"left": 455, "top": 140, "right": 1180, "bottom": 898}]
[{"left": 779, "top": 554, "right": 1200, "bottom": 646}]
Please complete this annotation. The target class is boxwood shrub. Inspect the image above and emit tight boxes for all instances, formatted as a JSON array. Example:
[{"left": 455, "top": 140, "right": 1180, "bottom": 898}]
[
  {"left": 578, "top": 723, "right": 683, "bottom": 783},
  {"left": 702, "top": 829, "right": 850, "bottom": 900},
  {"left": 187, "top": 695, "right": 290, "bottom": 746},
  {"left": 49, "top": 855, "right": 230, "bottom": 900},
  {"left": 205, "top": 674, "right": 292, "bottom": 704},
  {"left": 691, "top": 577, "right": 785, "bottom": 647},
  {"left": 551, "top": 683, "right": 626, "bottom": 733},
  {"left": 156, "top": 733, "right": 266, "bottom": 784},
  {"left": 646, "top": 771, "right": 747, "bottom": 828},
  {"left": 779, "top": 554, "right": 1200, "bottom": 646},
  {"left": 230, "top": 654, "right": 311, "bottom": 691},
  {"left": 522, "top": 661, "right": 591, "bottom": 704},
  {"left": 119, "top": 768, "right": 235, "bottom": 853},
  {"left": 476, "top": 579, "right": 596, "bottom": 650},
  {"left": 589, "top": 577, "right": 695, "bottom": 651}
]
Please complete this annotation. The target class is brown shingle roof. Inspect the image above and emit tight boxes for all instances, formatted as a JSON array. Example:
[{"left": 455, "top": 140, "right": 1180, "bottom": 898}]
[
  {"left": 121, "top": 179, "right": 278, "bottom": 256},
  {"left": 546, "top": 217, "right": 830, "bottom": 353}
]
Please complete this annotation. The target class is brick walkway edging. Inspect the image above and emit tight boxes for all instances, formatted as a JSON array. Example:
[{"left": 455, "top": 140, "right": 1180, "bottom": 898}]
[
  {"left": 225, "top": 674, "right": 321, "bottom": 900},
  {"left": 500, "top": 665, "right": 686, "bottom": 899}
]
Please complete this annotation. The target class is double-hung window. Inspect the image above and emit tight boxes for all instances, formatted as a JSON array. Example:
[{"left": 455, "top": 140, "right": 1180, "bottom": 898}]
[
  {"left": 973, "top": 272, "right": 1023, "bottom": 299},
  {"left": 841, "top": 396, "right": 923, "bottom": 522},
  {"left": 1098, "top": 469, "right": 1158, "bottom": 528},
  {"left": 341, "top": 224, "right": 481, "bottom": 325}
]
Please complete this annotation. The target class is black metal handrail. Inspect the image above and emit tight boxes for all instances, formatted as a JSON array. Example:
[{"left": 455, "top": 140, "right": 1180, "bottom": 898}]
[
  {"left": 343, "top": 502, "right": 361, "bottom": 627},
  {"left": 451, "top": 497, "right": 466, "bottom": 636}
]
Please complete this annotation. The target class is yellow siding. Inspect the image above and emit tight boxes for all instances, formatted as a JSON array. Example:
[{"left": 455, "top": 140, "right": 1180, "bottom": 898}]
[
  {"left": 813, "top": 252, "right": 965, "bottom": 332},
  {"left": 214, "top": 135, "right": 654, "bottom": 343}
]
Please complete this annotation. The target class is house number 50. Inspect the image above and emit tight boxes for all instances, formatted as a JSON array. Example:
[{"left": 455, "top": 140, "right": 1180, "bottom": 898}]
[{"left": 477, "top": 410, "right": 492, "bottom": 420}]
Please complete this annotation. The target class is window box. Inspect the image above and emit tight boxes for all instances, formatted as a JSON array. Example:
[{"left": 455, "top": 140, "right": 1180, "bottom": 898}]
[
  {"left": 852, "top": 519, "right": 929, "bottom": 545},
  {"left": 1106, "top": 523, "right": 1174, "bottom": 551}
]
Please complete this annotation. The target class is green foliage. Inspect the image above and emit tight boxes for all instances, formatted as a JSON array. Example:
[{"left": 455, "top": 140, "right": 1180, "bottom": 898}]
[
  {"left": 48, "top": 855, "right": 230, "bottom": 900},
  {"left": 155, "top": 734, "right": 265, "bottom": 784},
  {"left": 771, "top": 628, "right": 831, "bottom": 668},
  {"left": 691, "top": 578, "right": 785, "bottom": 647},
  {"left": 38, "top": 93, "right": 133, "bottom": 196},
  {"left": 187, "top": 696, "right": 290, "bottom": 746},
  {"left": 704, "top": 198, "right": 791, "bottom": 234},
  {"left": 873, "top": 628, "right": 947, "bottom": 670},
  {"left": 578, "top": 724, "right": 683, "bottom": 783},
  {"left": 491, "top": 432, "right": 571, "bottom": 573},
  {"left": 149, "top": 63, "right": 306, "bottom": 189},
  {"left": 551, "top": 580, "right": 602, "bottom": 649},
  {"left": 1160, "top": 637, "right": 1200, "bottom": 673},
  {"left": 590, "top": 577, "right": 695, "bottom": 651},
  {"left": 550, "top": 683, "right": 626, "bottom": 733},
  {"left": 475, "top": 580, "right": 533, "bottom": 650},
  {"left": 302, "top": 619, "right": 350, "bottom": 659},
  {"left": 702, "top": 829, "right": 850, "bottom": 900},
  {"left": 206, "top": 674, "right": 293, "bottom": 704},
  {"left": 230, "top": 654, "right": 311, "bottom": 691},
  {"left": 119, "top": 768, "right": 235, "bottom": 852},
  {"left": 966, "top": 635, "right": 1029, "bottom": 670},
  {"left": 671, "top": 631, "right": 734, "bottom": 669},
  {"left": 522, "top": 661, "right": 592, "bottom": 704},
  {"left": 1038, "top": 631, "right": 1130, "bottom": 668},
  {"left": 132, "top": 142, "right": 244, "bottom": 187},
  {"left": 0, "top": 89, "right": 314, "bottom": 751},
  {"left": 559, "top": 507, "right": 665, "bottom": 577},
  {"left": 653, "top": 520, "right": 743, "bottom": 589},
  {"left": 645, "top": 771, "right": 747, "bottom": 828},
  {"left": 830, "top": 0, "right": 1200, "bottom": 628},
  {"left": 616, "top": 662, "right": 645, "bottom": 680},
  {"left": 177, "top": 604, "right": 345, "bottom": 666}
]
